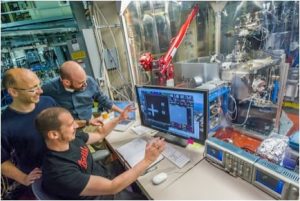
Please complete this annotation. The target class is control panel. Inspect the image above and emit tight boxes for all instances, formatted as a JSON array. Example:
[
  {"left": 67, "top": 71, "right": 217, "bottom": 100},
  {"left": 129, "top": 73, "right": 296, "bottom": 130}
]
[
  {"left": 253, "top": 159, "right": 299, "bottom": 200},
  {"left": 205, "top": 137, "right": 259, "bottom": 183},
  {"left": 205, "top": 136, "right": 299, "bottom": 200}
]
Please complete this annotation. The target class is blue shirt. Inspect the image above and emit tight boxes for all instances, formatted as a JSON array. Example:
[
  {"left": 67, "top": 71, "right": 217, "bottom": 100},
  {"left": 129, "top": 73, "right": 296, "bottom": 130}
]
[
  {"left": 42, "top": 76, "right": 113, "bottom": 120},
  {"left": 1, "top": 96, "right": 57, "bottom": 174}
]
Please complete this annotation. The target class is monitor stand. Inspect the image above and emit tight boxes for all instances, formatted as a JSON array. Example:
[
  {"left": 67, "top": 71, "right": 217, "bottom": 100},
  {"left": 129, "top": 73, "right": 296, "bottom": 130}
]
[{"left": 154, "top": 132, "right": 188, "bottom": 148}]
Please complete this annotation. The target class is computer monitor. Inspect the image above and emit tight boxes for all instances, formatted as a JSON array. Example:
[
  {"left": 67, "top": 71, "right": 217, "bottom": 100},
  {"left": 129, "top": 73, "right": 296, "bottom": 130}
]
[{"left": 135, "top": 85, "right": 208, "bottom": 145}]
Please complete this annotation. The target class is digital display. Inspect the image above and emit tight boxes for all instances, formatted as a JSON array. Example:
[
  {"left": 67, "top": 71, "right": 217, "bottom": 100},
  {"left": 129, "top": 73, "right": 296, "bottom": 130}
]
[
  {"left": 255, "top": 170, "right": 285, "bottom": 194},
  {"left": 207, "top": 145, "right": 223, "bottom": 162},
  {"left": 136, "top": 85, "right": 207, "bottom": 143}
]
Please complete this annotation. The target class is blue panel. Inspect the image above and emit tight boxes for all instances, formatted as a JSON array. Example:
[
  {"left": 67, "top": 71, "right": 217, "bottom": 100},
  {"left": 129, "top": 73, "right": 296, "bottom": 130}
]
[
  {"left": 208, "top": 86, "right": 230, "bottom": 102},
  {"left": 271, "top": 80, "right": 279, "bottom": 103},
  {"left": 289, "top": 131, "right": 299, "bottom": 150},
  {"left": 255, "top": 170, "right": 285, "bottom": 194},
  {"left": 208, "top": 86, "right": 230, "bottom": 132},
  {"left": 207, "top": 145, "right": 223, "bottom": 162}
]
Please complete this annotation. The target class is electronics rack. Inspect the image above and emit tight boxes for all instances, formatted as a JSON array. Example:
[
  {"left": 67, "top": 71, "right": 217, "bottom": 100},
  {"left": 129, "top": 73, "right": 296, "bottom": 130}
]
[
  {"left": 253, "top": 159, "right": 299, "bottom": 200},
  {"left": 197, "top": 80, "right": 230, "bottom": 134},
  {"left": 205, "top": 137, "right": 299, "bottom": 200},
  {"left": 205, "top": 137, "right": 259, "bottom": 183}
]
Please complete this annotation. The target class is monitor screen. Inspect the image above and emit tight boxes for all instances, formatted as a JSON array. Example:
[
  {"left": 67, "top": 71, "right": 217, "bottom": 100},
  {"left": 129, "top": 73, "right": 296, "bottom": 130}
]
[{"left": 135, "top": 85, "right": 208, "bottom": 144}]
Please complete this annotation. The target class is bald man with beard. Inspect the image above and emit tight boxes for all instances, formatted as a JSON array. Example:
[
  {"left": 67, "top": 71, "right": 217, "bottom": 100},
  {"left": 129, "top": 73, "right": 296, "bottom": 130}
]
[
  {"left": 42, "top": 61, "right": 123, "bottom": 128},
  {"left": 1, "top": 68, "right": 57, "bottom": 198}
]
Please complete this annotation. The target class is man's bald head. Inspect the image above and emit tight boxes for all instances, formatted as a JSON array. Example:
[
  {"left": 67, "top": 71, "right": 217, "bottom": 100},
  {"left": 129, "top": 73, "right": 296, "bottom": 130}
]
[
  {"left": 59, "top": 61, "right": 87, "bottom": 91},
  {"left": 2, "top": 68, "right": 38, "bottom": 89},
  {"left": 60, "top": 61, "right": 86, "bottom": 80}
]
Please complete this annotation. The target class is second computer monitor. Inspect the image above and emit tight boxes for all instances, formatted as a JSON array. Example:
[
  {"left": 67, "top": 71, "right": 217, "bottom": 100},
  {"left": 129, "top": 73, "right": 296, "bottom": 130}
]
[{"left": 135, "top": 85, "right": 208, "bottom": 144}]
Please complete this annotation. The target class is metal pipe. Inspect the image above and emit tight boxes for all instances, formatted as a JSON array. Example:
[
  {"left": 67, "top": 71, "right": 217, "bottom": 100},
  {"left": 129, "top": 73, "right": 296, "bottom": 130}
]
[
  {"left": 215, "top": 11, "right": 221, "bottom": 55},
  {"left": 120, "top": 14, "right": 137, "bottom": 87},
  {"left": 274, "top": 62, "right": 289, "bottom": 132}
]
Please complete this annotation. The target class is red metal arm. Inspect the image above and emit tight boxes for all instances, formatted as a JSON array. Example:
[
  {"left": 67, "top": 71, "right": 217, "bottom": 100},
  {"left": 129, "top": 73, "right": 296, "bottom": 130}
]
[
  {"left": 139, "top": 4, "right": 199, "bottom": 85},
  {"left": 160, "top": 4, "right": 199, "bottom": 76}
]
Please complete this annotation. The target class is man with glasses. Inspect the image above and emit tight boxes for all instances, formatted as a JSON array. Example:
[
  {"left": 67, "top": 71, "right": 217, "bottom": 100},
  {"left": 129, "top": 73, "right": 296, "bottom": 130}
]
[
  {"left": 42, "top": 61, "right": 123, "bottom": 128},
  {"left": 1, "top": 68, "right": 57, "bottom": 198}
]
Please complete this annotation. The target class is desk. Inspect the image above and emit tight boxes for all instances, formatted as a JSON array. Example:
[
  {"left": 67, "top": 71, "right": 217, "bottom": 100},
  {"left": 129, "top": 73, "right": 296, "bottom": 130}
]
[
  {"left": 105, "top": 122, "right": 273, "bottom": 200},
  {"left": 162, "top": 160, "right": 273, "bottom": 200}
]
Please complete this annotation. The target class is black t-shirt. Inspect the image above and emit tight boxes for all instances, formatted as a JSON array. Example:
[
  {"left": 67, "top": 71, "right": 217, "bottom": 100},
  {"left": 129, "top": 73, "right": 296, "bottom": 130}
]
[{"left": 42, "top": 131, "right": 110, "bottom": 200}]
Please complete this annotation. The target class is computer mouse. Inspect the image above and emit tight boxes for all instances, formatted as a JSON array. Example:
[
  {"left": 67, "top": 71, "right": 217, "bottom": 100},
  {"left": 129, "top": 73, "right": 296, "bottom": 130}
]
[{"left": 152, "top": 172, "right": 168, "bottom": 185}]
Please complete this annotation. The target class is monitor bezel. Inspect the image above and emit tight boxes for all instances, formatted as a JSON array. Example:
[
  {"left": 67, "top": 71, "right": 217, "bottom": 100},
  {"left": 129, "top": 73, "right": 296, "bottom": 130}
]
[{"left": 135, "top": 85, "right": 208, "bottom": 145}]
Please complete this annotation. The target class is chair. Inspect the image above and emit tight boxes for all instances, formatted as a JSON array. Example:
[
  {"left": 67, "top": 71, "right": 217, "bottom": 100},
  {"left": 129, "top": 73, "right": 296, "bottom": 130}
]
[
  {"left": 31, "top": 177, "right": 60, "bottom": 200},
  {"left": 92, "top": 149, "right": 110, "bottom": 162},
  {"left": 32, "top": 150, "right": 110, "bottom": 199}
]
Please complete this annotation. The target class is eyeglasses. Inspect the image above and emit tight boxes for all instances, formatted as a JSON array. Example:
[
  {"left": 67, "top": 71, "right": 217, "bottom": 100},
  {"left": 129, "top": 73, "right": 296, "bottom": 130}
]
[
  {"left": 13, "top": 84, "right": 42, "bottom": 93},
  {"left": 72, "top": 80, "right": 87, "bottom": 86}
]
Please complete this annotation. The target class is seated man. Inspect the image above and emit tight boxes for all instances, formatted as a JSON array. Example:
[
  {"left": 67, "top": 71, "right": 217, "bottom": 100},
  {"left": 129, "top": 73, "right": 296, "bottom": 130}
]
[
  {"left": 35, "top": 106, "right": 165, "bottom": 199},
  {"left": 1, "top": 68, "right": 56, "bottom": 198},
  {"left": 42, "top": 60, "right": 123, "bottom": 127}
]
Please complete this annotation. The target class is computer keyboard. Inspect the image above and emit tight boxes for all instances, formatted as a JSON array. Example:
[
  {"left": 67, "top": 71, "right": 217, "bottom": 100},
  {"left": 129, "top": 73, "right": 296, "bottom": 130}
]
[{"left": 162, "top": 144, "right": 190, "bottom": 168}]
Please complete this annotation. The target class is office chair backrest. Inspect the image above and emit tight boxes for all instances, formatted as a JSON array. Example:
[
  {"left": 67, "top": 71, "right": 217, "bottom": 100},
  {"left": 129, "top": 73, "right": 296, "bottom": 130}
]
[
  {"left": 32, "top": 178, "right": 60, "bottom": 200},
  {"left": 92, "top": 149, "right": 110, "bottom": 161}
]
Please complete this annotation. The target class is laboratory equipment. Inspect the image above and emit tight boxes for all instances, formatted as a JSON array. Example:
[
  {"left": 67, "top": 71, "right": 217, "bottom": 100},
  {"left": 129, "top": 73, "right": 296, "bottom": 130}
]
[
  {"left": 204, "top": 127, "right": 299, "bottom": 200},
  {"left": 252, "top": 159, "right": 299, "bottom": 200},
  {"left": 205, "top": 130, "right": 261, "bottom": 182},
  {"left": 139, "top": 4, "right": 199, "bottom": 86}
]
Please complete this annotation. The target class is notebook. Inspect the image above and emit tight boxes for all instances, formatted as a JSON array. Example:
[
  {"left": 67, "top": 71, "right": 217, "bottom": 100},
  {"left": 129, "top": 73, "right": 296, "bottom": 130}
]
[
  {"left": 113, "top": 101, "right": 135, "bottom": 131},
  {"left": 116, "top": 138, "right": 164, "bottom": 168}
]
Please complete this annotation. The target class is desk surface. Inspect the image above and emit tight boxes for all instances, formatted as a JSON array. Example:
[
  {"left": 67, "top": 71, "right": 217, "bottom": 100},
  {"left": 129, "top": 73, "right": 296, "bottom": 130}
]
[
  {"left": 161, "top": 160, "right": 273, "bottom": 200},
  {"left": 106, "top": 123, "right": 273, "bottom": 200}
]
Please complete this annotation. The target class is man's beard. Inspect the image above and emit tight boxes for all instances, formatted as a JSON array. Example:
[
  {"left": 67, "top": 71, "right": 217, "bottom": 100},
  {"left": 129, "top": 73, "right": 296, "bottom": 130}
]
[{"left": 64, "top": 85, "right": 86, "bottom": 92}]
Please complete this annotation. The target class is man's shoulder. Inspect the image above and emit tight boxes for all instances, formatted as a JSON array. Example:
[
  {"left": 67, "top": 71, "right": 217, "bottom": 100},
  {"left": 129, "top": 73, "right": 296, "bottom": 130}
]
[
  {"left": 39, "top": 96, "right": 56, "bottom": 103},
  {"left": 44, "top": 77, "right": 60, "bottom": 84},
  {"left": 1, "top": 107, "right": 13, "bottom": 121},
  {"left": 86, "top": 76, "right": 98, "bottom": 85},
  {"left": 38, "top": 96, "right": 57, "bottom": 107},
  {"left": 42, "top": 150, "right": 75, "bottom": 173},
  {"left": 75, "top": 131, "right": 89, "bottom": 143},
  {"left": 42, "top": 77, "right": 61, "bottom": 90}
]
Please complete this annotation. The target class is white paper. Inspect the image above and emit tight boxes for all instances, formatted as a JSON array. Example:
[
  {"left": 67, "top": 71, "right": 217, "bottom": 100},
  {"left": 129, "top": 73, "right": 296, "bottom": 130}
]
[{"left": 116, "top": 138, "right": 163, "bottom": 168}]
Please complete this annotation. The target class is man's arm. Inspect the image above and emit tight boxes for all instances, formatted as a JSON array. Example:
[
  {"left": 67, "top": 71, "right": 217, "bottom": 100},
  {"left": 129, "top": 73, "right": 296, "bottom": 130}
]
[
  {"left": 41, "top": 79, "right": 55, "bottom": 96},
  {"left": 111, "top": 104, "right": 123, "bottom": 113},
  {"left": 80, "top": 138, "right": 165, "bottom": 196},
  {"left": 90, "top": 77, "right": 113, "bottom": 112},
  {"left": 1, "top": 161, "right": 42, "bottom": 186},
  {"left": 86, "top": 104, "right": 135, "bottom": 145},
  {"left": 85, "top": 117, "right": 120, "bottom": 144}
]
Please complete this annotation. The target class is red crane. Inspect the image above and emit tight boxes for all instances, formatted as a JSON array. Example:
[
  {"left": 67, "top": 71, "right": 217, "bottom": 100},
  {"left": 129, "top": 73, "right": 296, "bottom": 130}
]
[{"left": 139, "top": 4, "right": 199, "bottom": 86}]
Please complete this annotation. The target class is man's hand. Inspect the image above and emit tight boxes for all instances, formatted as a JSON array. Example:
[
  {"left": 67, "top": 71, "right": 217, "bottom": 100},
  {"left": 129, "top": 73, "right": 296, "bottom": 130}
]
[
  {"left": 144, "top": 138, "right": 165, "bottom": 163},
  {"left": 22, "top": 168, "right": 42, "bottom": 186},
  {"left": 75, "top": 120, "right": 86, "bottom": 128},
  {"left": 117, "top": 104, "right": 135, "bottom": 122},
  {"left": 89, "top": 117, "right": 104, "bottom": 126}
]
